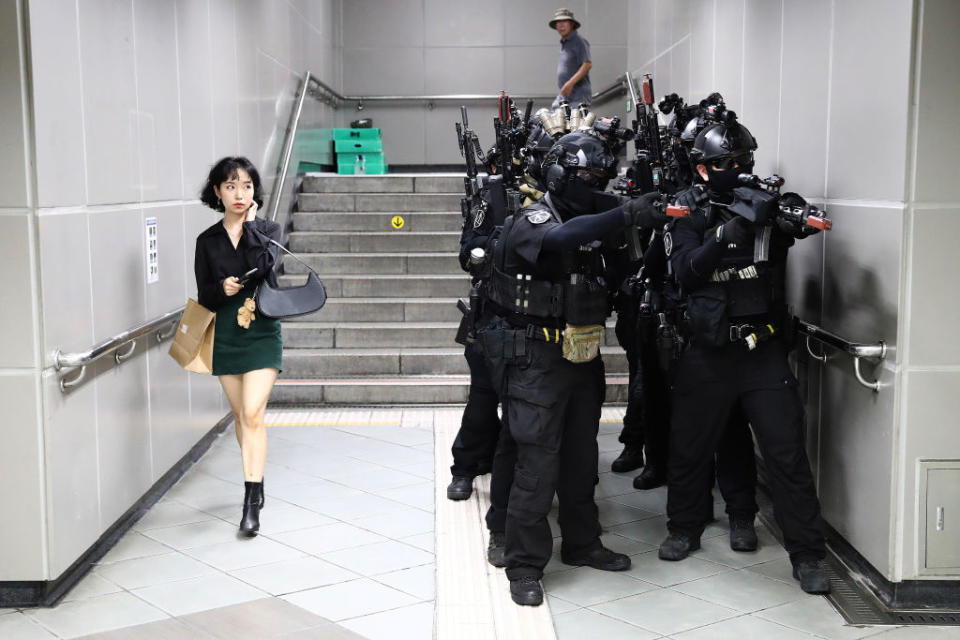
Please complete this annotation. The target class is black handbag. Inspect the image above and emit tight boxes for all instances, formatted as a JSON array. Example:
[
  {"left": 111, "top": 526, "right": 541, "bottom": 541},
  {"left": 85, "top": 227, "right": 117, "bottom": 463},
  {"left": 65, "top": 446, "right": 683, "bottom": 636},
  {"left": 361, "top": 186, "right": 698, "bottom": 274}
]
[{"left": 252, "top": 230, "right": 327, "bottom": 319}]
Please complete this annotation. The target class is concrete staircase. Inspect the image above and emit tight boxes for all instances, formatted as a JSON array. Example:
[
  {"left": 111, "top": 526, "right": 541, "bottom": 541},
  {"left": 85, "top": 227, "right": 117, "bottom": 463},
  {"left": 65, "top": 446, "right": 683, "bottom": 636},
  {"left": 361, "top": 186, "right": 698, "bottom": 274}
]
[{"left": 270, "top": 173, "right": 628, "bottom": 405}]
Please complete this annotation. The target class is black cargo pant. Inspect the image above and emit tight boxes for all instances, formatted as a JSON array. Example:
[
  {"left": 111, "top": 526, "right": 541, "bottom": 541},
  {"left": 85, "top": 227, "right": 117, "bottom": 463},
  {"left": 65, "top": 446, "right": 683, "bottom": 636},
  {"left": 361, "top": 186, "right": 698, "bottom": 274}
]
[
  {"left": 450, "top": 340, "right": 502, "bottom": 478},
  {"left": 494, "top": 335, "right": 605, "bottom": 581},
  {"left": 667, "top": 338, "right": 825, "bottom": 563},
  {"left": 614, "top": 305, "right": 645, "bottom": 448}
]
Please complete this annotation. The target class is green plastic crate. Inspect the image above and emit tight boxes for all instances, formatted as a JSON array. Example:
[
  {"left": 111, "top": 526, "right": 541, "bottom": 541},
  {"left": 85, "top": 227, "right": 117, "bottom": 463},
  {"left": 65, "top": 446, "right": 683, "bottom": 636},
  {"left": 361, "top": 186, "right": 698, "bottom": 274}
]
[
  {"left": 334, "top": 138, "right": 383, "bottom": 153},
  {"left": 336, "top": 152, "right": 387, "bottom": 175},
  {"left": 332, "top": 128, "right": 382, "bottom": 141}
]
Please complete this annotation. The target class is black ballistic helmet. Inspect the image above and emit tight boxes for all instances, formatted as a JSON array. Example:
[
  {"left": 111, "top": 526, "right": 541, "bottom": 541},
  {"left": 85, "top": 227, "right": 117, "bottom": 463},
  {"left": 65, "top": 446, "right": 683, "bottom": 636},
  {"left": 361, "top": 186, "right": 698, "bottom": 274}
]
[
  {"left": 541, "top": 131, "right": 618, "bottom": 194},
  {"left": 689, "top": 122, "right": 757, "bottom": 166}
]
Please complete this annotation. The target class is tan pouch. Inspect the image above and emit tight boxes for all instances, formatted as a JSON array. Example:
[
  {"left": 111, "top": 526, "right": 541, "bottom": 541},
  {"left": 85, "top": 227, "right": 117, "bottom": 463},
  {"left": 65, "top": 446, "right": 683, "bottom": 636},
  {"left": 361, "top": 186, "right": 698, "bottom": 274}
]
[{"left": 562, "top": 324, "right": 604, "bottom": 363}]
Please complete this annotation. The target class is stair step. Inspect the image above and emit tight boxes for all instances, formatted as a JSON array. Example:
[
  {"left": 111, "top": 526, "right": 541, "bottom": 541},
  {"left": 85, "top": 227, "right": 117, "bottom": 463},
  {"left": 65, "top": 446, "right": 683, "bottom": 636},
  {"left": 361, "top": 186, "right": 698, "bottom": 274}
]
[
  {"left": 298, "top": 192, "right": 461, "bottom": 212},
  {"left": 292, "top": 212, "right": 463, "bottom": 232},
  {"left": 302, "top": 173, "right": 464, "bottom": 194},
  {"left": 283, "top": 252, "right": 460, "bottom": 275},
  {"left": 279, "top": 346, "right": 628, "bottom": 378},
  {"left": 281, "top": 274, "right": 470, "bottom": 298},
  {"left": 288, "top": 231, "right": 460, "bottom": 253},
  {"left": 296, "top": 297, "right": 462, "bottom": 323},
  {"left": 269, "top": 374, "right": 629, "bottom": 405},
  {"left": 282, "top": 320, "right": 620, "bottom": 349}
]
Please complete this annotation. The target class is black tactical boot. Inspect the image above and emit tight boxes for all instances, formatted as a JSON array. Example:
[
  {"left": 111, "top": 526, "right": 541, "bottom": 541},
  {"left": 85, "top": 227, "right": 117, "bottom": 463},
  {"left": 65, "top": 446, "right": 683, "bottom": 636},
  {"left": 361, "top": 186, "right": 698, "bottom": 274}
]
[
  {"left": 446, "top": 476, "right": 473, "bottom": 501},
  {"left": 633, "top": 465, "right": 667, "bottom": 490},
  {"left": 239, "top": 481, "right": 262, "bottom": 537},
  {"left": 658, "top": 533, "right": 700, "bottom": 561},
  {"left": 611, "top": 445, "right": 645, "bottom": 473},
  {"left": 792, "top": 560, "right": 831, "bottom": 594},
  {"left": 487, "top": 532, "right": 506, "bottom": 567},
  {"left": 729, "top": 516, "right": 758, "bottom": 552},
  {"left": 562, "top": 545, "right": 631, "bottom": 571},
  {"left": 509, "top": 576, "right": 543, "bottom": 606}
]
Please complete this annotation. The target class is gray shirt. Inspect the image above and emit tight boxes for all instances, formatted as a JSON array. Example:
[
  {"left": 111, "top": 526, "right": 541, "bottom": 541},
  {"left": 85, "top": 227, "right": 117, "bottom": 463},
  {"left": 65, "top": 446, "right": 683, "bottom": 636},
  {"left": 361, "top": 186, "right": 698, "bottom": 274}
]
[{"left": 554, "top": 30, "right": 592, "bottom": 107}]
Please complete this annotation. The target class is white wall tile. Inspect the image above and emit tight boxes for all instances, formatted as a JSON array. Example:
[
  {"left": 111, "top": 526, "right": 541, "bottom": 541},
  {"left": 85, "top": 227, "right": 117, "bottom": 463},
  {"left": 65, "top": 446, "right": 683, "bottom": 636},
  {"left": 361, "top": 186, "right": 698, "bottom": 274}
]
[
  {"left": 585, "top": 0, "right": 629, "bottom": 46},
  {"left": 38, "top": 212, "right": 94, "bottom": 365},
  {"left": 27, "top": 0, "right": 86, "bottom": 207},
  {"left": 589, "top": 46, "right": 629, "bottom": 97},
  {"left": 912, "top": 0, "right": 960, "bottom": 203},
  {"left": 0, "top": 373, "right": 45, "bottom": 580},
  {"left": 507, "top": 0, "right": 587, "bottom": 46},
  {"left": 78, "top": 0, "right": 140, "bottom": 205},
  {"left": 89, "top": 210, "right": 147, "bottom": 341},
  {"left": 819, "top": 358, "right": 896, "bottom": 576},
  {"left": 0, "top": 0, "right": 28, "bottom": 209},
  {"left": 424, "top": 0, "right": 506, "bottom": 47},
  {"left": 134, "top": 0, "right": 184, "bottom": 202},
  {"left": 627, "top": 0, "right": 657, "bottom": 74},
  {"left": 209, "top": 0, "right": 241, "bottom": 158},
  {"left": 712, "top": 0, "right": 744, "bottom": 111},
  {"left": 342, "top": 0, "right": 424, "bottom": 48},
  {"left": 42, "top": 370, "right": 100, "bottom": 578},
  {"left": 778, "top": 0, "right": 830, "bottom": 197},
  {"left": 93, "top": 353, "right": 152, "bottom": 527},
  {"left": 424, "top": 48, "right": 505, "bottom": 95},
  {"left": 0, "top": 214, "right": 38, "bottom": 368},
  {"left": 826, "top": 0, "right": 913, "bottom": 202},
  {"left": 352, "top": 106, "right": 425, "bottom": 166},
  {"left": 504, "top": 45, "right": 562, "bottom": 97},
  {"left": 176, "top": 0, "right": 216, "bottom": 200},
  {"left": 687, "top": 0, "right": 714, "bottom": 99},
  {"left": 342, "top": 47, "right": 425, "bottom": 95},
  {"left": 424, "top": 105, "right": 469, "bottom": 166},
  {"left": 147, "top": 352, "right": 197, "bottom": 481},
  {"left": 906, "top": 207, "right": 960, "bottom": 367},
  {"left": 821, "top": 203, "right": 903, "bottom": 359},
  {"left": 740, "top": 0, "right": 781, "bottom": 175}
]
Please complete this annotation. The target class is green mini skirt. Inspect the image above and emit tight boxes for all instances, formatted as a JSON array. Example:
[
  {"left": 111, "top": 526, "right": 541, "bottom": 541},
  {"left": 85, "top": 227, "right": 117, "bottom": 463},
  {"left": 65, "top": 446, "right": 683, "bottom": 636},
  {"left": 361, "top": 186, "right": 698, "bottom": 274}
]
[{"left": 212, "top": 292, "right": 283, "bottom": 376}]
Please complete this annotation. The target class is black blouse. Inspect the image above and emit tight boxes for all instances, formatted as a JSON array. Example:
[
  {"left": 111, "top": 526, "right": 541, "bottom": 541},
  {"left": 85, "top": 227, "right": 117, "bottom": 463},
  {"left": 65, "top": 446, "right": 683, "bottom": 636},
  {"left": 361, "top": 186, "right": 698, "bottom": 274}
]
[{"left": 194, "top": 218, "right": 282, "bottom": 310}]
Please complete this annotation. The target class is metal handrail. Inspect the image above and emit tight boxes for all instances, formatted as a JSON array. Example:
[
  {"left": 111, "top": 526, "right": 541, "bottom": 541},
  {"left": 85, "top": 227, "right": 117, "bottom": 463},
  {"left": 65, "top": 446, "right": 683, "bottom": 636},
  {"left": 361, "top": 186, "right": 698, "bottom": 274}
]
[
  {"left": 797, "top": 319, "right": 887, "bottom": 392},
  {"left": 306, "top": 75, "right": 628, "bottom": 112},
  {"left": 55, "top": 307, "right": 183, "bottom": 392}
]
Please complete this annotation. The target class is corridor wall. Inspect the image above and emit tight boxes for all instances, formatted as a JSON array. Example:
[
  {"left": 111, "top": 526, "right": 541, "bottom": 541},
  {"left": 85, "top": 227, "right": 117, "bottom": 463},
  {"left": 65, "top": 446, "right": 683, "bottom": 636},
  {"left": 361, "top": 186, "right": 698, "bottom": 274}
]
[{"left": 0, "top": 0, "right": 342, "bottom": 584}]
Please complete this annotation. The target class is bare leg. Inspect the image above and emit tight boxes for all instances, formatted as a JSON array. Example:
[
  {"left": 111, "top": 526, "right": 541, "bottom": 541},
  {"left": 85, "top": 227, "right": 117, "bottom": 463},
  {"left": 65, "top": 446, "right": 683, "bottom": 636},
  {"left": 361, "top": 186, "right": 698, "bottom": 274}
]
[
  {"left": 218, "top": 374, "right": 245, "bottom": 447},
  {"left": 238, "top": 368, "right": 278, "bottom": 481}
]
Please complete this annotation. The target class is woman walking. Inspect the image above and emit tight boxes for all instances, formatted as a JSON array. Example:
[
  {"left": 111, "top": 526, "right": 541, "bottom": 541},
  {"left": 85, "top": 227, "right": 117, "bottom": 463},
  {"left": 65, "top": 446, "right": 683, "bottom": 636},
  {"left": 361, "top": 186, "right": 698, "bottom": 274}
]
[{"left": 195, "top": 157, "right": 282, "bottom": 536}]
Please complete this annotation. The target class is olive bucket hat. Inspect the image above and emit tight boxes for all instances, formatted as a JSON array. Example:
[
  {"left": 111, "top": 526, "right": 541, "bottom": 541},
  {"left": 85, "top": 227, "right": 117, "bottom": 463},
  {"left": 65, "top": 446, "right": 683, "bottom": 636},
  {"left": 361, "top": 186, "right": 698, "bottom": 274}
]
[{"left": 549, "top": 8, "right": 581, "bottom": 30}]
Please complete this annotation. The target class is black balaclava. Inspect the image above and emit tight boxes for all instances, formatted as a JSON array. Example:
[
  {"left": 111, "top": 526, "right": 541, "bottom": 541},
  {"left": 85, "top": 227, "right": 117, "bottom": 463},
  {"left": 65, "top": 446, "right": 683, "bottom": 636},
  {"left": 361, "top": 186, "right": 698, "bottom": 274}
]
[{"left": 706, "top": 161, "right": 754, "bottom": 195}]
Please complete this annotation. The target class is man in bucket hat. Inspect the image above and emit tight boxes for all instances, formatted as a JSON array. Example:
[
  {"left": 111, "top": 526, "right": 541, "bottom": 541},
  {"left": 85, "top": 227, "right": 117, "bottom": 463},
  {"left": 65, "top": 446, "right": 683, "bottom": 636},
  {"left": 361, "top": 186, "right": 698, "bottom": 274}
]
[{"left": 549, "top": 8, "right": 592, "bottom": 108}]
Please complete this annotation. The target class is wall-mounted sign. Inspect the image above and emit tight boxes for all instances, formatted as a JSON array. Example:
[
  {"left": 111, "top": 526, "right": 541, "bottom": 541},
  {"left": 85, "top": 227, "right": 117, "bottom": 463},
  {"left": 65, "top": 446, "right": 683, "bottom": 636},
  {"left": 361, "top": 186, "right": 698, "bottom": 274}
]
[{"left": 145, "top": 217, "right": 158, "bottom": 284}]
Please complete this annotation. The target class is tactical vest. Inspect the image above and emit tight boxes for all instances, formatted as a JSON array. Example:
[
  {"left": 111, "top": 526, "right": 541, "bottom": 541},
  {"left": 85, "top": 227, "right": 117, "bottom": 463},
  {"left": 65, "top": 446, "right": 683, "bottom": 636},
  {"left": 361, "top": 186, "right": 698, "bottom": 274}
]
[{"left": 486, "top": 202, "right": 609, "bottom": 326}]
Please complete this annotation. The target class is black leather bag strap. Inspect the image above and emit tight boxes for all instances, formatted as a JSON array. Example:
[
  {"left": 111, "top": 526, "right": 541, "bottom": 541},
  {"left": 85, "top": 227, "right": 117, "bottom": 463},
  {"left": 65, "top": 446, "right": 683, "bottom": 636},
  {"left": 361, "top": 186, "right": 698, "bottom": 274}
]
[{"left": 250, "top": 226, "right": 318, "bottom": 275}]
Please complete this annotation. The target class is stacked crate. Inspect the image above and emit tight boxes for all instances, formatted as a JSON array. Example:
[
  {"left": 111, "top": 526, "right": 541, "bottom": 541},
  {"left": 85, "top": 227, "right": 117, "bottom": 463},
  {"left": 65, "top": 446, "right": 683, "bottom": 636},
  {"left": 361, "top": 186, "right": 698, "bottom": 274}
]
[{"left": 334, "top": 128, "right": 387, "bottom": 174}]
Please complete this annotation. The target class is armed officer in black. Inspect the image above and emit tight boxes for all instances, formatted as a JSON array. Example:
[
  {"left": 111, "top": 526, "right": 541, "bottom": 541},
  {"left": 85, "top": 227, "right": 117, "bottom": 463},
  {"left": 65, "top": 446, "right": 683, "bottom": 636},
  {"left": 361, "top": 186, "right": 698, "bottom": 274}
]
[
  {"left": 483, "top": 131, "right": 663, "bottom": 606},
  {"left": 659, "top": 120, "right": 830, "bottom": 594}
]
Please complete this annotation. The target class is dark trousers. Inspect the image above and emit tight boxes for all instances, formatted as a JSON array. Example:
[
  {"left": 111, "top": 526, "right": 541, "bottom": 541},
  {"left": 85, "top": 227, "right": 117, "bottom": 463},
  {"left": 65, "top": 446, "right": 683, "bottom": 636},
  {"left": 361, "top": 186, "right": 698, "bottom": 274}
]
[
  {"left": 502, "top": 339, "right": 605, "bottom": 580},
  {"left": 614, "top": 308, "right": 645, "bottom": 448},
  {"left": 485, "top": 420, "right": 516, "bottom": 534},
  {"left": 450, "top": 341, "right": 502, "bottom": 478},
  {"left": 667, "top": 339, "right": 825, "bottom": 563}
]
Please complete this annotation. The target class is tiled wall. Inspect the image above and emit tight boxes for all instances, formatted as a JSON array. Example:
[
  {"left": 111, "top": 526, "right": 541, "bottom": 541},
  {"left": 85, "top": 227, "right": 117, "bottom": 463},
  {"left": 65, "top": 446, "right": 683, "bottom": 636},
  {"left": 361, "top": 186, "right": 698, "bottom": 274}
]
[
  {"left": 2, "top": 0, "right": 342, "bottom": 581},
  {"left": 340, "top": 0, "right": 629, "bottom": 165},
  {"left": 629, "top": 0, "right": 960, "bottom": 582}
]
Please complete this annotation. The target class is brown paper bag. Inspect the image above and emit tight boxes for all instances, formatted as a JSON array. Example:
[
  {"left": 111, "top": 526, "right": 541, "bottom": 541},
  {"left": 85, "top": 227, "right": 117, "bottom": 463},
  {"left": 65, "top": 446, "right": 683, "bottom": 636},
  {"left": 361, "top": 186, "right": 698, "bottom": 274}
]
[{"left": 168, "top": 299, "right": 216, "bottom": 374}]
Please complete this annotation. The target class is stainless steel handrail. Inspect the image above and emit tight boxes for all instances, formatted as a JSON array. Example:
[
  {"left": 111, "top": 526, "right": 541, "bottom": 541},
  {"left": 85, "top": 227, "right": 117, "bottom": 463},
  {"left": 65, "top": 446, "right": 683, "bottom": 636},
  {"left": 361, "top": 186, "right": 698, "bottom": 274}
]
[
  {"left": 55, "top": 307, "right": 183, "bottom": 392},
  {"left": 307, "top": 75, "right": 627, "bottom": 112},
  {"left": 797, "top": 319, "right": 887, "bottom": 392}
]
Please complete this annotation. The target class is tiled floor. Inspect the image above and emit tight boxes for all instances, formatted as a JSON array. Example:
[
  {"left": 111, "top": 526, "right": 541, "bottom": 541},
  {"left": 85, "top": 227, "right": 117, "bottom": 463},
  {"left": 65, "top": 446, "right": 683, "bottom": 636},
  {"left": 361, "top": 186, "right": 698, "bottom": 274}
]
[{"left": 3, "top": 406, "right": 960, "bottom": 639}]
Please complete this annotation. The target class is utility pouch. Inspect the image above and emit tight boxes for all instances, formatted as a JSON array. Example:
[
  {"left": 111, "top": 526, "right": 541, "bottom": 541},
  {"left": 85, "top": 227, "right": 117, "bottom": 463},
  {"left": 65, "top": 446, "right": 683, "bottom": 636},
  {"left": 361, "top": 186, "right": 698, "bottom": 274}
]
[
  {"left": 563, "top": 280, "right": 609, "bottom": 326},
  {"left": 454, "top": 310, "right": 471, "bottom": 346},
  {"left": 686, "top": 284, "right": 730, "bottom": 348},
  {"left": 562, "top": 324, "right": 604, "bottom": 363}
]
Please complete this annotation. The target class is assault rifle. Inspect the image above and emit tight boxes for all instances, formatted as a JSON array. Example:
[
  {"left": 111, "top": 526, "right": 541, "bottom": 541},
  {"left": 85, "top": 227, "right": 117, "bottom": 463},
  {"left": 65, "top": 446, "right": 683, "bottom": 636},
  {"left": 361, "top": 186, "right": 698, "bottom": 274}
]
[{"left": 455, "top": 106, "right": 488, "bottom": 221}]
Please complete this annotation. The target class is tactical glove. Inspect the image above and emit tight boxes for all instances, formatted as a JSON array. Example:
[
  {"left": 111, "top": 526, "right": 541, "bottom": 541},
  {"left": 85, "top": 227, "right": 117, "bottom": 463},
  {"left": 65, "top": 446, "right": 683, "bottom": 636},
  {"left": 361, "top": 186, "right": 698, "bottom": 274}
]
[
  {"left": 717, "top": 216, "right": 754, "bottom": 247},
  {"left": 623, "top": 192, "right": 667, "bottom": 229}
]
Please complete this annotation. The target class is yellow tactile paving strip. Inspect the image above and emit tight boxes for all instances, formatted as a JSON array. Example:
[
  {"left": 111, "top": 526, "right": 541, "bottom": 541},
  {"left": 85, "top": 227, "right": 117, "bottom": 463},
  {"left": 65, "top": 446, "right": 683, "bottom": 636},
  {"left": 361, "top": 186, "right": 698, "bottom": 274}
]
[{"left": 434, "top": 409, "right": 557, "bottom": 640}]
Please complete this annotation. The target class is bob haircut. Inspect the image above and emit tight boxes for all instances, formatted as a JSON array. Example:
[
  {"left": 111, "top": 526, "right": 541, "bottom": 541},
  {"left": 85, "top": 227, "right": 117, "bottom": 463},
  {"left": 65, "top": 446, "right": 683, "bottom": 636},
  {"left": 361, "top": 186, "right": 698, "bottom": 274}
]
[{"left": 200, "top": 156, "right": 264, "bottom": 212}]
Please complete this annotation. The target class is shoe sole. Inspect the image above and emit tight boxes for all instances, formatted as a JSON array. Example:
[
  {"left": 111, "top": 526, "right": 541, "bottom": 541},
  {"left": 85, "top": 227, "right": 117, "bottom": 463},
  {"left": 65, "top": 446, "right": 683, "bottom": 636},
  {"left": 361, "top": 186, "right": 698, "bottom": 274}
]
[
  {"left": 611, "top": 462, "right": 644, "bottom": 473},
  {"left": 510, "top": 595, "right": 544, "bottom": 606},
  {"left": 561, "top": 558, "right": 631, "bottom": 571},
  {"left": 633, "top": 478, "right": 666, "bottom": 490},
  {"left": 792, "top": 569, "right": 831, "bottom": 594},
  {"left": 658, "top": 541, "right": 700, "bottom": 561},
  {"left": 446, "top": 491, "right": 472, "bottom": 501}
]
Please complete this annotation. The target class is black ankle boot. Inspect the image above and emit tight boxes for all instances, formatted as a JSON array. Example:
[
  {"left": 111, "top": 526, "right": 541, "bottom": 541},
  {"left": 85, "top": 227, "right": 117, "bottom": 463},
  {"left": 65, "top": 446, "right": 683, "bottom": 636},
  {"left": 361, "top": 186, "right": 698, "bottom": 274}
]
[
  {"left": 259, "top": 478, "right": 265, "bottom": 509},
  {"left": 240, "top": 481, "right": 262, "bottom": 537}
]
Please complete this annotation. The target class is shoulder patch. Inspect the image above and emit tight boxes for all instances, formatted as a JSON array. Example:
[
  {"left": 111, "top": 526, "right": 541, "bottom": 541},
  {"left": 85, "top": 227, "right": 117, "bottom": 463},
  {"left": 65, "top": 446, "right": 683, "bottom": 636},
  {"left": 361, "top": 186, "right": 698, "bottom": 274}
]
[
  {"left": 472, "top": 206, "right": 486, "bottom": 229},
  {"left": 663, "top": 231, "right": 674, "bottom": 257},
  {"left": 525, "top": 210, "right": 552, "bottom": 225}
]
